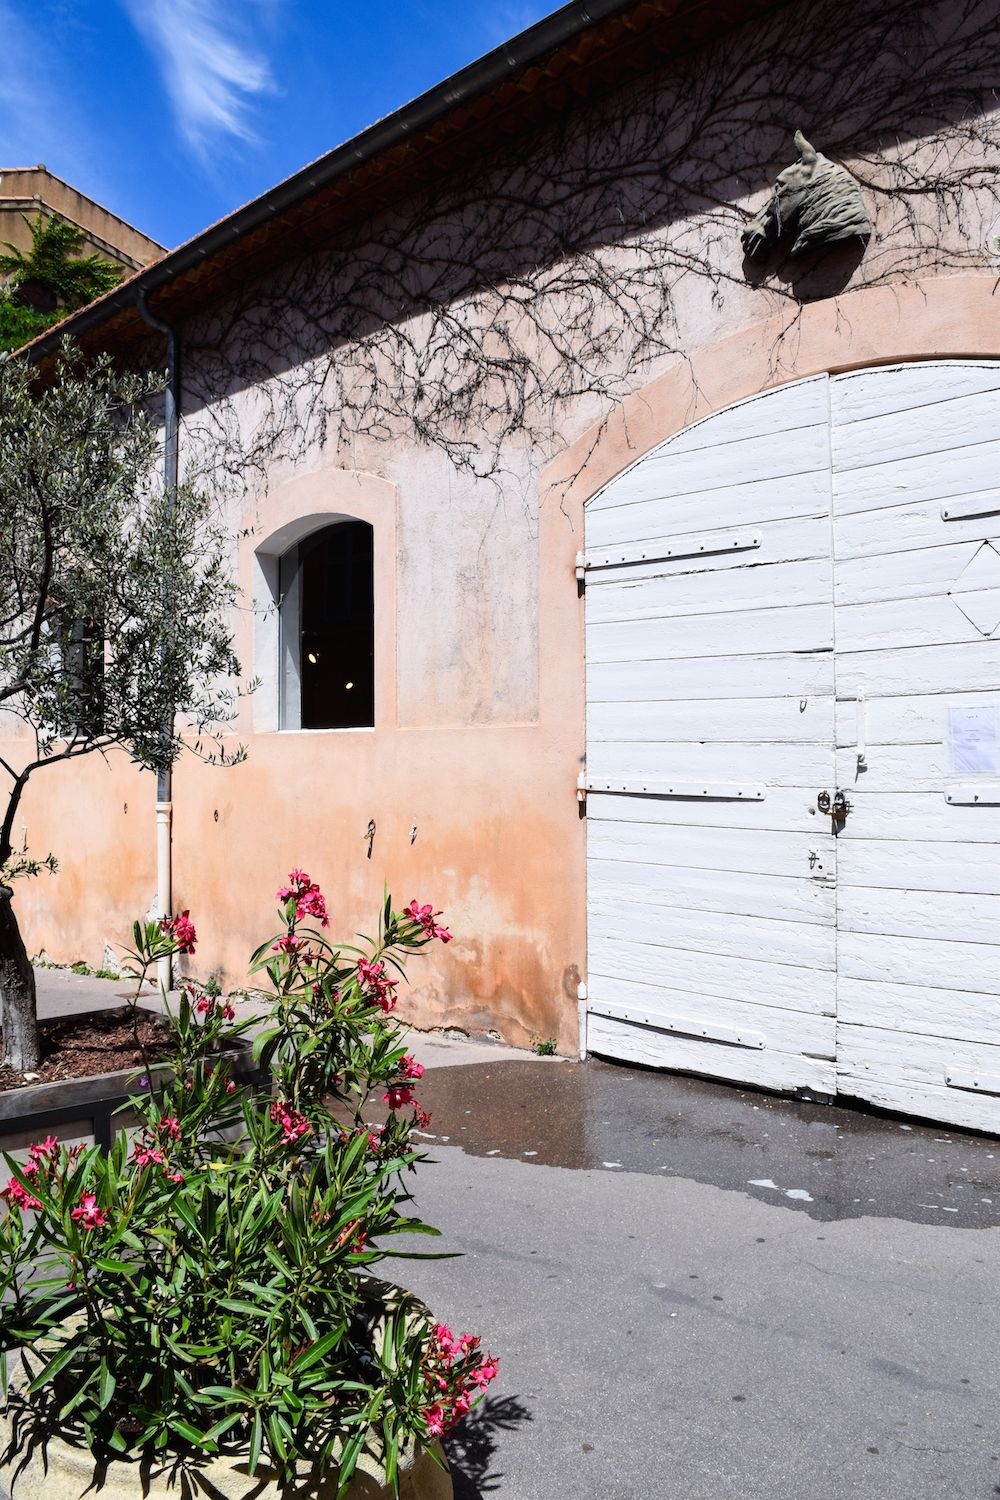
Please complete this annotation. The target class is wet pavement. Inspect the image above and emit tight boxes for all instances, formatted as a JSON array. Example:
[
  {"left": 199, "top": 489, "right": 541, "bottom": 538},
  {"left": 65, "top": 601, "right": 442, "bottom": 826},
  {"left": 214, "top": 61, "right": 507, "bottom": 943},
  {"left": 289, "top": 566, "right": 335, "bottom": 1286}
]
[
  {"left": 399, "top": 1055, "right": 1000, "bottom": 1228},
  {"left": 391, "top": 1051, "right": 1000, "bottom": 1500}
]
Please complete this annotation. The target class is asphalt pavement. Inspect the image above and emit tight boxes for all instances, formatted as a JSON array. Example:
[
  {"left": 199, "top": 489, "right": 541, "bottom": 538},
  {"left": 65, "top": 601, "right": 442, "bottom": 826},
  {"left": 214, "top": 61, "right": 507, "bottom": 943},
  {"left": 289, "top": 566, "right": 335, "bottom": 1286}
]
[{"left": 31, "top": 968, "right": 1000, "bottom": 1500}]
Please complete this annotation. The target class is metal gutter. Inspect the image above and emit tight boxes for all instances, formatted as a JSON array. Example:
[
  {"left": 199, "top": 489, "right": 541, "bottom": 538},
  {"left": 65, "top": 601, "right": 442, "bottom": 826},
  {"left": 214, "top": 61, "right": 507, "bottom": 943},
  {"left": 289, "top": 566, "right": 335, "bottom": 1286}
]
[{"left": 23, "top": 0, "right": 638, "bottom": 359}]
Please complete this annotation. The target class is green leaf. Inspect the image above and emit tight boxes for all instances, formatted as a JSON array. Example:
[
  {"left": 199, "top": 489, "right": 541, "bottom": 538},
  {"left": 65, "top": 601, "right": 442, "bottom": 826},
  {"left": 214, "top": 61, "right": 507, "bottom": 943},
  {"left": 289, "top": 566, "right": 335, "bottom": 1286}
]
[
  {"left": 291, "top": 1327, "right": 344, "bottom": 1373},
  {"left": 27, "top": 1338, "right": 83, "bottom": 1393},
  {"left": 98, "top": 1358, "right": 115, "bottom": 1410},
  {"left": 248, "top": 1411, "right": 263, "bottom": 1475},
  {"left": 168, "top": 1416, "right": 214, "bottom": 1448},
  {"left": 217, "top": 1298, "right": 265, "bottom": 1319},
  {"left": 203, "top": 1412, "right": 243, "bottom": 1445}
]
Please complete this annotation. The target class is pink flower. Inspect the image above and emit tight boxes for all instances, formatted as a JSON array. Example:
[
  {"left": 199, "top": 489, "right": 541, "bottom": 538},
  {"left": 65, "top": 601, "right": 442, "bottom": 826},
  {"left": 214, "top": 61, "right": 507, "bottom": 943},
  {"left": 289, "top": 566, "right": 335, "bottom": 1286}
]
[
  {"left": 195, "top": 996, "right": 213, "bottom": 1015},
  {"left": 166, "top": 1170, "right": 185, "bottom": 1184},
  {"left": 356, "top": 958, "right": 398, "bottom": 1012},
  {"left": 157, "top": 1116, "right": 181, "bottom": 1139},
  {"left": 272, "top": 934, "right": 307, "bottom": 955},
  {"left": 221, "top": 1000, "right": 236, "bottom": 1022},
  {"left": 269, "top": 1100, "right": 312, "bottom": 1144},
  {"left": 2, "top": 1178, "right": 40, "bottom": 1211},
  {"left": 71, "top": 1193, "right": 108, "bottom": 1231},
  {"left": 29, "top": 1136, "right": 58, "bottom": 1161},
  {"left": 404, "top": 900, "right": 453, "bottom": 944},
  {"left": 161, "top": 910, "right": 197, "bottom": 955},
  {"left": 133, "top": 1143, "right": 166, "bottom": 1168},
  {"left": 433, "top": 1322, "right": 455, "bottom": 1354},
  {"left": 423, "top": 1405, "right": 445, "bottom": 1437},
  {"left": 296, "top": 886, "right": 329, "bottom": 927},
  {"left": 400, "top": 1055, "right": 425, "bottom": 1081},
  {"left": 471, "top": 1356, "right": 499, "bottom": 1388},
  {"left": 276, "top": 870, "right": 330, "bottom": 926},
  {"left": 384, "top": 1085, "right": 415, "bottom": 1111},
  {"left": 225, "top": 1080, "right": 236, "bottom": 1094}
]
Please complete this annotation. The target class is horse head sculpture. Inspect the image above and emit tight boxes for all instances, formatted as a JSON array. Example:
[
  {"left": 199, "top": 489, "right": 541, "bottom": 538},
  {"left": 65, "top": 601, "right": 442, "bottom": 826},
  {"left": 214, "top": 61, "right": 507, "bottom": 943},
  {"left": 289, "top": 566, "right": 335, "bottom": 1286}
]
[{"left": 741, "top": 130, "right": 871, "bottom": 261}]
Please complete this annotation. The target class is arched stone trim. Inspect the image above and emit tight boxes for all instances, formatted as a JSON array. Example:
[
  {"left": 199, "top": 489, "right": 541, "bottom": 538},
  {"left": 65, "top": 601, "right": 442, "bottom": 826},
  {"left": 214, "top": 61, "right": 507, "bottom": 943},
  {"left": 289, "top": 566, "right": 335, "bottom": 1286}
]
[
  {"left": 238, "top": 467, "right": 397, "bottom": 734},
  {"left": 541, "top": 273, "right": 1000, "bottom": 528}
]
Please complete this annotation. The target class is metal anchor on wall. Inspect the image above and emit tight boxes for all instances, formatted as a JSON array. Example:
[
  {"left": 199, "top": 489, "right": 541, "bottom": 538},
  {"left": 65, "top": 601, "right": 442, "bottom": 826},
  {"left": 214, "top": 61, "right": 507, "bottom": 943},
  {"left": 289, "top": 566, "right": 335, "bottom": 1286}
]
[{"left": 364, "top": 819, "right": 376, "bottom": 859}]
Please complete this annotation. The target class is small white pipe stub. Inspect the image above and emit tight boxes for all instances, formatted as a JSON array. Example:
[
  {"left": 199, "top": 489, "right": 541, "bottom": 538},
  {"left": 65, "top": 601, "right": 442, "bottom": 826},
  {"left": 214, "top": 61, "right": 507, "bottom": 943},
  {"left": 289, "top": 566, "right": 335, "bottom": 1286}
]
[
  {"left": 577, "top": 984, "right": 588, "bottom": 1061},
  {"left": 156, "top": 801, "right": 173, "bottom": 995}
]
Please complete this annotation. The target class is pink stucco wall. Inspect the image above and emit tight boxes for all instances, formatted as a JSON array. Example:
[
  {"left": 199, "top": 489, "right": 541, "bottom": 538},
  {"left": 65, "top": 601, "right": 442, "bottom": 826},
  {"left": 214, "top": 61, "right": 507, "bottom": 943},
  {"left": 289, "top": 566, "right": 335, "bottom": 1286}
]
[{"left": 13, "top": 0, "right": 1000, "bottom": 1049}]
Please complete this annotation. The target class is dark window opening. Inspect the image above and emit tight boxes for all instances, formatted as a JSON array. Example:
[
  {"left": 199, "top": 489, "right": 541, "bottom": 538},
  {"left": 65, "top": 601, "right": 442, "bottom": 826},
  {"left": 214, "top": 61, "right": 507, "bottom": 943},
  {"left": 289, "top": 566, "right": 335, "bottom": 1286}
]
[
  {"left": 61, "top": 614, "right": 105, "bottom": 738},
  {"left": 289, "top": 521, "right": 374, "bottom": 730}
]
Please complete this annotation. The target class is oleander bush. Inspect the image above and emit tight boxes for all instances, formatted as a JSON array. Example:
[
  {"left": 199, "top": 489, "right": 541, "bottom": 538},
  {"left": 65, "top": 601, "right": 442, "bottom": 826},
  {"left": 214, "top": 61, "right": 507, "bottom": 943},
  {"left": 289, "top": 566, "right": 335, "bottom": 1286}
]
[{"left": 0, "top": 872, "right": 496, "bottom": 1496}]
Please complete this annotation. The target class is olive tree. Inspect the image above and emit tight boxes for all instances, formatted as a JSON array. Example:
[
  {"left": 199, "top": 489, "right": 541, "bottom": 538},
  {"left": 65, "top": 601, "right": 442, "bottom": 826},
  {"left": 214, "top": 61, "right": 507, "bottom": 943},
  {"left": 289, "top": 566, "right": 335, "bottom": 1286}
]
[{"left": 0, "top": 343, "right": 242, "bottom": 1072}]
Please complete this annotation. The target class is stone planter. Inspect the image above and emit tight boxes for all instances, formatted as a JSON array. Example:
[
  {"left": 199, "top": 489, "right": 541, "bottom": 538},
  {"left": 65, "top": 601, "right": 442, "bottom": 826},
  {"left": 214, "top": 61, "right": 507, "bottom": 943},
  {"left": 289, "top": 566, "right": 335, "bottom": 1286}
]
[
  {"left": 0, "top": 1008, "right": 266, "bottom": 1156},
  {"left": 0, "top": 1414, "right": 450, "bottom": 1499},
  {"left": 0, "top": 1282, "right": 453, "bottom": 1499}
]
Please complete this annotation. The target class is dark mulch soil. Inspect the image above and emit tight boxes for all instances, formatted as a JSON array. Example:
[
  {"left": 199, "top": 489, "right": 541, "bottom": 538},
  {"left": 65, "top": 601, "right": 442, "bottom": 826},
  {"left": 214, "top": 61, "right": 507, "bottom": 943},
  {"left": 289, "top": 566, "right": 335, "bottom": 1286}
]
[{"left": 0, "top": 1008, "right": 173, "bottom": 1092}]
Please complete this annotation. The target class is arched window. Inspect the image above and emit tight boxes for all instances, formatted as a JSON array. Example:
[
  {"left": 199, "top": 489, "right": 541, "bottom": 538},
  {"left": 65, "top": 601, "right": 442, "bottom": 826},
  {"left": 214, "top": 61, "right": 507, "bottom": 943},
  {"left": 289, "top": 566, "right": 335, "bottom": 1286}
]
[{"left": 277, "top": 520, "right": 374, "bottom": 729}]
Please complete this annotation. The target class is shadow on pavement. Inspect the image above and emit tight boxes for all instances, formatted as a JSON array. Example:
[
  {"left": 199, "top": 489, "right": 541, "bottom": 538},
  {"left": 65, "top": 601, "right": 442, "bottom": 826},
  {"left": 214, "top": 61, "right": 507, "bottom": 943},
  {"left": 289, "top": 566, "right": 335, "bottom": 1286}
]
[{"left": 445, "top": 1394, "right": 533, "bottom": 1497}]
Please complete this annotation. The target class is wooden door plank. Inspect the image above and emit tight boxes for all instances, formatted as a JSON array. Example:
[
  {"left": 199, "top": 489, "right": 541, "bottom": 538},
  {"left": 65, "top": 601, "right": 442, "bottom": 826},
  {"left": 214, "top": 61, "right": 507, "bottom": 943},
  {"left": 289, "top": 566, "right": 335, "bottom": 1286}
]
[
  {"left": 587, "top": 557, "right": 832, "bottom": 625},
  {"left": 587, "top": 897, "right": 835, "bottom": 968},
  {"left": 586, "top": 473, "right": 832, "bottom": 548},
  {"left": 586, "top": 785, "right": 824, "bottom": 833},
  {"left": 588, "top": 936, "right": 837, "bottom": 1012},
  {"left": 588, "top": 652, "right": 833, "bottom": 703},
  {"left": 838, "top": 885, "right": 1000, "bottom": 944},
  {"left": 835, "top": 491, "right": 1000, "bottom": 562},
  {"left": 832, "top": 361, "right": 1000, "bottom": 425},
  {"left": 833, "top": 387, "right": 1000, "bottom": 473},
  {"left": 587, "top": 1013, "right": 835, "bottom": 1093},
  {"left": 838, "top": 974, "right": 1000, "bottom": 1037},
  {"left": 590, "top": 695, "right": 833, "bottom": 745},
  {"left": 592, "top": 738, "right": 835, "bottom": 786},
  {"left": 587, "top": 602, "right": 833, "bottom": 664},
  {"left": 587, "top": 859, "right": 836, "bottom": 924}
]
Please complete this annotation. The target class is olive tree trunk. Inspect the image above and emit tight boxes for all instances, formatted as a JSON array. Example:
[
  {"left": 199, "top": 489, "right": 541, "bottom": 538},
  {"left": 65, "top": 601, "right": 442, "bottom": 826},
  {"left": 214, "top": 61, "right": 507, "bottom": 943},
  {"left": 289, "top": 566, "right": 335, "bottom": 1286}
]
[{"left": 0, "top": 886, "right": 39, "bottom": 1073}]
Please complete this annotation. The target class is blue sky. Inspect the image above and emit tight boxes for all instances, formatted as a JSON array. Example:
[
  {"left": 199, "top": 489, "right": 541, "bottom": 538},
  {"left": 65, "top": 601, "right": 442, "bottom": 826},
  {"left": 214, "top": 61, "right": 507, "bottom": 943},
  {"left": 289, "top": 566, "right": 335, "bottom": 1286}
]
[{"left": 0, "top": 0, "right": 557, "bottom": 251}]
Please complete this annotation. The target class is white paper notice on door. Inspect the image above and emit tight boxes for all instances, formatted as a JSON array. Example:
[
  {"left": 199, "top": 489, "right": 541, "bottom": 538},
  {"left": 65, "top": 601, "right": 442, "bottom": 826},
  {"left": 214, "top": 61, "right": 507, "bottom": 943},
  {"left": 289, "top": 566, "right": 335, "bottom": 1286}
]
[{"left": 949, "top": 705, "right": 1000, "bottom": 775}]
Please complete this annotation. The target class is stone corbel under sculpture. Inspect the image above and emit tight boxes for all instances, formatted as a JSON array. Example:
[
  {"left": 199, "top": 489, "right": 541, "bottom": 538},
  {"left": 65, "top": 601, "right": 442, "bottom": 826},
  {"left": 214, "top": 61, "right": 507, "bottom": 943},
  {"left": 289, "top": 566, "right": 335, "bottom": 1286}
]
[{"left": 741, "top": 130, "right": 872, "bottom": 261}]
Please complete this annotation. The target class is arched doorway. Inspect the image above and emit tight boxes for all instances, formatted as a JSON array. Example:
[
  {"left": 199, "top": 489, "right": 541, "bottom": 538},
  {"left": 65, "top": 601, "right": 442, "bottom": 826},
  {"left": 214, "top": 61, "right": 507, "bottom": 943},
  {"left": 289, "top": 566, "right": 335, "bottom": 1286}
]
[{"left": 582, "top": 360, "right": 1000, "bottom": 1130}]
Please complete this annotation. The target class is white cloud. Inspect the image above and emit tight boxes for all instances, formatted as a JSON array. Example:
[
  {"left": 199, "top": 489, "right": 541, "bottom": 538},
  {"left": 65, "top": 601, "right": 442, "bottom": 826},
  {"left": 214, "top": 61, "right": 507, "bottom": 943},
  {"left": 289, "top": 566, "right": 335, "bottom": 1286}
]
[
  {"left": 0, "top": 0, "right": 106, "bottom": 190},
  {"left": 121, "top": 0, "right": 275, "bottom": 158}
]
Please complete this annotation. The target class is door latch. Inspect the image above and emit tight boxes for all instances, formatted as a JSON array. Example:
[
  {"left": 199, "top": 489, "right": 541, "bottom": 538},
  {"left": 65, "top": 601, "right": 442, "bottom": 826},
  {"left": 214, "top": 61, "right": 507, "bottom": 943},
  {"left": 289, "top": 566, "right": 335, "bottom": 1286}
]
[{"left": 817, "top": 789, "right": 849, "bottom": 821}]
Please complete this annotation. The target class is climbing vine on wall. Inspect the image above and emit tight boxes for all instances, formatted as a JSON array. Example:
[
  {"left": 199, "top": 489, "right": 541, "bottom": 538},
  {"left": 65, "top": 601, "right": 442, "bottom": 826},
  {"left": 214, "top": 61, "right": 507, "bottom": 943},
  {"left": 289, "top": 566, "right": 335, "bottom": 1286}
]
[{"left": 178, "top": 0, "right": 1000, "bottom": 501}]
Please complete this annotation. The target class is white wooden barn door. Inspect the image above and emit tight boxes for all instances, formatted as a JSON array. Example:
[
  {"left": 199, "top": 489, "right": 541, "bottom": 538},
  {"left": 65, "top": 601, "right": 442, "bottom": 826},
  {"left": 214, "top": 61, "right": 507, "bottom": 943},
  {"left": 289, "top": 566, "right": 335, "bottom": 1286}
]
[
  {"left": 583, "top": 377, "right": 838, "bottom": 1096},
  {"left": 584, "top": 360, "right": 1000, "bottom": 1130},
  {"left": 831, "top": 361, "right": 1000, "bottom": 1131}
]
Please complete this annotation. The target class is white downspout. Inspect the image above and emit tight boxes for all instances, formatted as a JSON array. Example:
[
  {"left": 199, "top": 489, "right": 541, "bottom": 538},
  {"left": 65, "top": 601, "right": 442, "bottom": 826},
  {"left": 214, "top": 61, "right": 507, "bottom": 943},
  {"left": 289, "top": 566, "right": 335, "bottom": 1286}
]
[
  {"left": 156, "top": 800, "right": 172, "bottom": 994},
  {"left": 136, "top": 288, "right": 180, "bottom": 998}
]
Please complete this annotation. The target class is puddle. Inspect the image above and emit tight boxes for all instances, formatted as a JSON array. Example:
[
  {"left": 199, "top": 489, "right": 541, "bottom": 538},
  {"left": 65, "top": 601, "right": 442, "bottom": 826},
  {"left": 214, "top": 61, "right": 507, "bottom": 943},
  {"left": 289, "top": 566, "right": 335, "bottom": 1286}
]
[{"left": 383, "top": 1058, "right": 1000, "bottom": 1227}]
